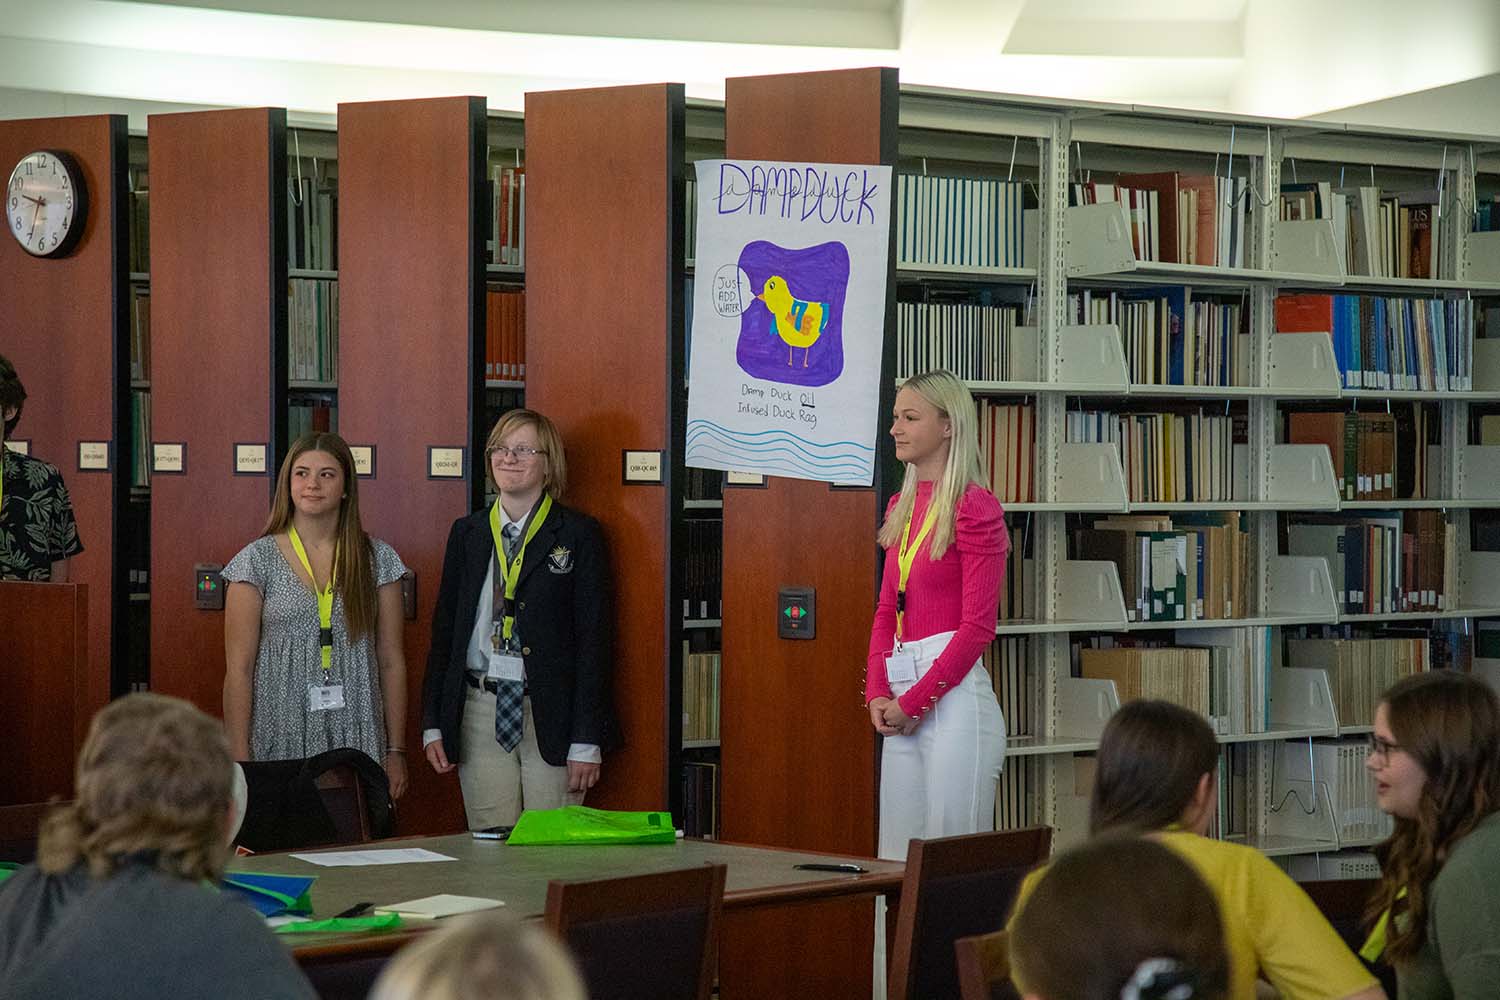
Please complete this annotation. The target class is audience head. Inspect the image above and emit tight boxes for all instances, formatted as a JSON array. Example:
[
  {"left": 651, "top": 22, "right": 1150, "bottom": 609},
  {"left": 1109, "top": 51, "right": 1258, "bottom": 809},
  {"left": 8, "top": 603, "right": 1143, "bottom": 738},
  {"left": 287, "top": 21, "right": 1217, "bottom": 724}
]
[
  {"left": 38, "top": 693, "right": 235, "bottom": 883},
  {"left": 1367, "top": 669, "right": 1500, "bottom": 963},
  {"left": 263, "top": 430, "right": 378, "bottom": 640},
  {"left": 1090, "top": 699, "right": 1219, "bottom": 837},
  {"left": 1010, "top": 834, "right": 1229, "bottom": 1000},
  {"left": 369, "top": 910, "right": 587, "bottom": 1000},
  {"left": 486, "top": 408, "right": 567, "bottom": 499},
  {"left": 0, "top": 352, "right": 25, "bottom": 438}
]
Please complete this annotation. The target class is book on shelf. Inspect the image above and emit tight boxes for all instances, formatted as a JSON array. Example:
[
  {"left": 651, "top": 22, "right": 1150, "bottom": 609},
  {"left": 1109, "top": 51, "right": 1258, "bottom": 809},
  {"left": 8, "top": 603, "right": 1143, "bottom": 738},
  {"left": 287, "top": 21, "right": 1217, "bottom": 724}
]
[
  {"left": 490, "top": 164, "right": 526, "bottom": 267},
  {"left": 681, "top": 637, "right": 720, "bottom": 744},
  {"left": 680, "top": 759, "right": 719, "bottom": 839},
  {"left": 288, "top": 278, "right": 338, "bottom": 383},
  {"left": 896, "top": 300, "right": 1025, "bottom": 382},
  {"left": 485, "top": 286, "right": 526, "bottom": 382},
  {"left": 1066, "top": 288, "right": 1250, "bottom": 387},
  {"left": 1078, "top": 643, "right": 1211, "bottom": 718},
  {"left": 127, "top": 165, "right": 149, "bottom": 273},
  {"left": 996, "top": 756, "right": 1036, "bottom": 832},
  {"left": 997, "top": 522, "right": 1034, "bottom": 622},
  {"left": 1071, "top": 173, "right": 1247, "bottom": 268},
  {"left": 1475, "top": 196, "right": 1500, "bottom": 233},
  {"left": 684, "top": 467, "right": 722, "bottom": 502},
  {"left": 896, "top": 174, "right": 1030, "bottom": 269},
  {"left": 129, "top": 389, "right": 151, "bottom": 489},
  {"left": 1286, "top": 511, "right": 1456, "bottom": 616},
  {"left": 1284, "top": 404, "right": 1437, "bottom": 502},
  {"left": 1072, "top": 512, "right": 1250, "bottom": 623},
  {"left": 1285, "top": 183, "right": 1454, "bottom": 280},
  {"left": 1277, "top": 738, "right": 1394, "bottom": 844},
  {"left": 1274, "top": 293, "right": 1474, "bottom": 392},
  {"left": 287, "top": 171, "right": 337, "bottom": 271},
  {"left": 984, "top": 636, "right": 1033, "bottom": 738},
  {"left": 683, "top": 519, "right": 722, "bottom": 620},
  {"left": 1283, "top": 634, "right": 1431, "bottom": 726},
  {"left": 129, "top": 288, "right": 150, "bottom": 381},
  {"left": 288, "top": 394, "right": 335, "bottom": 439},
  {"left": 978, "top": 400, "right": 1035, "bottom": 504},
  {"left": 1067, "top": 407, "right": 1247, "bottom": 504}
]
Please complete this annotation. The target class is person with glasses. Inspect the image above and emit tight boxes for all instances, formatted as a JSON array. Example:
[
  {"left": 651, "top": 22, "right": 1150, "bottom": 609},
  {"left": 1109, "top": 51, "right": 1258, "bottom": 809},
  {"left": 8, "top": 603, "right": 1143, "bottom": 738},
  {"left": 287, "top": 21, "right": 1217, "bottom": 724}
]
[
  {"left": 1365, "top": 670, "right": 1500, "bottom": 1000},
  {"left": 420, "top": 409, "right": 618, "bottom": 830},
  {"left": 1009, "top": 700, "right": 1384, "bottom": 1000}
]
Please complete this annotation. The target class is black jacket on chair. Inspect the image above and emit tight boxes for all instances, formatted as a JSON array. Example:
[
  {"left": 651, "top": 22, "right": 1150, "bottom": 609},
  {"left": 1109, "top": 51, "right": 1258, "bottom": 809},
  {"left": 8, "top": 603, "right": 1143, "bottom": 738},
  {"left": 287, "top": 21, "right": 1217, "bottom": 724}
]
[{"left": 421, "top": 500, "right": 618, "bottom": 767}]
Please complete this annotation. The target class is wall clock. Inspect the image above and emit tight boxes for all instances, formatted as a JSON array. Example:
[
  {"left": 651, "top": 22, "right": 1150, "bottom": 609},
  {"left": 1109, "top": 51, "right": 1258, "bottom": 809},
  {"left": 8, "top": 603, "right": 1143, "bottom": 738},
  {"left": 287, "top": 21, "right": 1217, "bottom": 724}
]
[{"left": 7, "top": 150, "right": 88, "bottom": 258}]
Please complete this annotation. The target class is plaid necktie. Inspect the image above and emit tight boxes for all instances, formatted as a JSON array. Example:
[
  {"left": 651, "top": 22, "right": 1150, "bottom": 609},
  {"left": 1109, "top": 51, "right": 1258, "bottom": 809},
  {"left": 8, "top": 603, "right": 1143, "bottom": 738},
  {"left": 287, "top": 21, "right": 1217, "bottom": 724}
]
[{"left": 494, "top": 522, "right": 525, "bottom": 751}]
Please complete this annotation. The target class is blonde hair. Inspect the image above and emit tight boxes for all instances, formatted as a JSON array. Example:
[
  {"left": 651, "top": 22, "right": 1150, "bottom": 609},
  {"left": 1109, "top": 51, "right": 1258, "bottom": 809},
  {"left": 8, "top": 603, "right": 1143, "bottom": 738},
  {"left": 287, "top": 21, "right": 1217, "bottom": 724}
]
[
  {"left": 485, "top": 408, "right": 568, "bottom": 498},
  {"left": 876, "top": 369, "right": 986, "bottom": 560},
  {"left": 263, "top": 431, "right": 378, "bottom": 643},
  {"left": 369, "top": 910, "right": 587, "bottom": 1000},
  {"left": 38, "top": 693, "right": 233, "bottom": 883}
]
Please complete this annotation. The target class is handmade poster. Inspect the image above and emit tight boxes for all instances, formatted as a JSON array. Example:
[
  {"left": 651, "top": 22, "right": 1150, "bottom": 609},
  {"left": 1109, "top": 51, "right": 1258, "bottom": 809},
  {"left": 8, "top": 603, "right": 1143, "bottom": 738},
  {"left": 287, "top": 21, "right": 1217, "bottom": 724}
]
[{"left": 686, "top": 159, "right": 892, "bottom": 485}]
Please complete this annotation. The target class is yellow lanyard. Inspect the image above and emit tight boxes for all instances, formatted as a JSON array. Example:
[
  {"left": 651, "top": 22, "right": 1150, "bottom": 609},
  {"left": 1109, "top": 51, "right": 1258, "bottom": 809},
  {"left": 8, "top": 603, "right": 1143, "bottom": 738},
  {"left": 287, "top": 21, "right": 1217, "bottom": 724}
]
[
  {"left": 894, "top": 498, "right": 938, "bottom": 644},
  {"left": 1360, "top": 887, "right": 1406, "bottom": 962},
  {"left": 489, "top": 494, "right": 552, "bottom": 643},
  {"left": 288, "top": 526, "right": 338, "bottom": 674}
]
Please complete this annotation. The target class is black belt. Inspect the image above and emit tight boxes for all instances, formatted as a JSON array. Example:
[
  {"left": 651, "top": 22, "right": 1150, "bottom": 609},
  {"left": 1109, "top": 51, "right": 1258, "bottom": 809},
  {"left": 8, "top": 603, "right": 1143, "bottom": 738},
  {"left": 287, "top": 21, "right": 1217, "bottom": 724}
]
[{"left": 465, "top": 673, "right": 527, "bottom": 696}]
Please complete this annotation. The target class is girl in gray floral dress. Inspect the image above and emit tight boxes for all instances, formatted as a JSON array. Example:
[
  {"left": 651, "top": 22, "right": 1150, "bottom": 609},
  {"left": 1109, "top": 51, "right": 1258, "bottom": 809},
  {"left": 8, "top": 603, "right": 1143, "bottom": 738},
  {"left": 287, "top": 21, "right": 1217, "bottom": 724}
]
[{"left": 223, "top": 432, "right": 411, "bottom": 798}]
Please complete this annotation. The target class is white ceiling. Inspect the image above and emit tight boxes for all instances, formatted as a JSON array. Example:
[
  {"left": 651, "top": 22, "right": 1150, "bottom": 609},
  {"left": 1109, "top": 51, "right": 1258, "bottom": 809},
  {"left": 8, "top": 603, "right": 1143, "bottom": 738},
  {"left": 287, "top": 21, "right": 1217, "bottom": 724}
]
[{"left": 0, "top": 0, "right": 1494, "bottom": 128}]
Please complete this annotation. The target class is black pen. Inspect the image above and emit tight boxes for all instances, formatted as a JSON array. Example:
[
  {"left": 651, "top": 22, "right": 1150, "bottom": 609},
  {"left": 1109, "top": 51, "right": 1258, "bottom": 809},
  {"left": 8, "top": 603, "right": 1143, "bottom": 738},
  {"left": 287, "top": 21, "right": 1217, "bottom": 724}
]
[
  {"left": 793, "top": 862, "right": 867, "bottom": 874},
  {"left": 332, "top": 901, "right": 373, "bottom": 918}
]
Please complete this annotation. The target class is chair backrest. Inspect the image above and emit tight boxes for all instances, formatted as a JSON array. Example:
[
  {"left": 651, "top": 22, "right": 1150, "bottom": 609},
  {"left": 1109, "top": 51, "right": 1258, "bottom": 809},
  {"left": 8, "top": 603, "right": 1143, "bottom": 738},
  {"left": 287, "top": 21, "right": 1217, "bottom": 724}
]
[
  {"left": 314, "top": 764, "right": 372, "bottom": 844},
  {"left": 1298, "top": 878, "right": 1398, "bottom": 999},
  {"left": 954, "top": 929, "right": 1020, "bottom": 1000},
  {"left": 0, "top": 800, "right": 67, "bottom": 863},
  {"left": 888, "top": 826, "right": 1052, "bottom": 1000},
  {"left": 237, "top": 749, "right": 391, "bottom": 851},
  {"left": 545, "top": 863, "right": 727, "bottom": 1000}
]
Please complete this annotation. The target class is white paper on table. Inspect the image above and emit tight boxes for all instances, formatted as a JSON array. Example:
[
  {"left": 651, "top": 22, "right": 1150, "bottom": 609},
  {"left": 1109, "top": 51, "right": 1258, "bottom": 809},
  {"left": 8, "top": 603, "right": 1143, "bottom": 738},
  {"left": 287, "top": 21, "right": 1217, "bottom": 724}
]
[{"left": 287, "top": 848, "right": 457, "bottom": 867}]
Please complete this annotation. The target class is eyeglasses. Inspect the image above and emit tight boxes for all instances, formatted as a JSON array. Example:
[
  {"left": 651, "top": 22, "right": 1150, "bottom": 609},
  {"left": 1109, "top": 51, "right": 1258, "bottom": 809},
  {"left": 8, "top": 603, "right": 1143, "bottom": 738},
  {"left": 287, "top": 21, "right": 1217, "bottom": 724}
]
[
  {"left": 489, "top": 445, "right": 544, "bottom": 462},
  {"left": 1367, "top": 734, "right": 1404, "bottom": 759}
]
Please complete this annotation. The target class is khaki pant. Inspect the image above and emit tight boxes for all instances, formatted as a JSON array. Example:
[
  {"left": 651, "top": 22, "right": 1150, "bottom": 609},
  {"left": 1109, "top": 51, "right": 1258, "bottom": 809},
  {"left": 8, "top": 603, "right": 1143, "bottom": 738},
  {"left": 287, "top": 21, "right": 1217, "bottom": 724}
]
[{"left": 457, "top": 683, "right": 582, "bottom": 830}]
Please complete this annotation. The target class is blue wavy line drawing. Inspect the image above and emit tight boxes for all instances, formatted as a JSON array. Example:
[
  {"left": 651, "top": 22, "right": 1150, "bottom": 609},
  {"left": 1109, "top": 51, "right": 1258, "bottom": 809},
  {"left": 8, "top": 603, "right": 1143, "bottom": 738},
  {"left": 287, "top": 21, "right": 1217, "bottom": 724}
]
[
  {"left": 684, "top": 431, "right": 870, "bottom": 466},
  {"left": 686, "top": 419, "right": 874, "bottom": 454},
  {"left": 686, "top": 440, "right": 871, "bottom": 479},
  {"left": 684, "top": 435, "right": 871, "bottom": 473}
]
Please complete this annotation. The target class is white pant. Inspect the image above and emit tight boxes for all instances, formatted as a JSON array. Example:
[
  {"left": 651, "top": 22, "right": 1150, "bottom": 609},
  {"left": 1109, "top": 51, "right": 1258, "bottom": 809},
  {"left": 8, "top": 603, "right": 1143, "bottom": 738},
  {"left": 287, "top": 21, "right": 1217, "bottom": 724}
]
[
  {"left": 457, "top": 683, "right": 582, "bottom": 830},
  {"left": 876, "top": 630, "right": 1007, "bottom": 861}
]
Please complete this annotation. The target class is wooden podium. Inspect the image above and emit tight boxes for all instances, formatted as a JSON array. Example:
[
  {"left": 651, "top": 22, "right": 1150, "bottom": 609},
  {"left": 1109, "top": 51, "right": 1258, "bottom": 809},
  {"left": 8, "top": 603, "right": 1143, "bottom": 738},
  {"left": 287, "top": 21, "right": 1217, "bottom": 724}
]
[{"left": 0, "top": 581, "right": 92, "bottom": 805}]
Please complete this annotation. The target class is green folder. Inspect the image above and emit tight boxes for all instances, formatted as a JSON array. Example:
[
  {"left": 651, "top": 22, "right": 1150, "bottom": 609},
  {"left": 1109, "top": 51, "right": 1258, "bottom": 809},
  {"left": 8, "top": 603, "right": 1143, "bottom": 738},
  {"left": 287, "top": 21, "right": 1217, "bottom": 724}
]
[{"left": 506, "top": 806, "right": 677, "bottom": 846}]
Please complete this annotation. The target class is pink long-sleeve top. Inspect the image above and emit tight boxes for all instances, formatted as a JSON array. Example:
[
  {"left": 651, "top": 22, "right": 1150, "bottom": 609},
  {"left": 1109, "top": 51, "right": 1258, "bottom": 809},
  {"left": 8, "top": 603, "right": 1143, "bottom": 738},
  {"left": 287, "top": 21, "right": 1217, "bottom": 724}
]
[{"left": 865, "top": 481, "right": 1008, "bottom": 719}]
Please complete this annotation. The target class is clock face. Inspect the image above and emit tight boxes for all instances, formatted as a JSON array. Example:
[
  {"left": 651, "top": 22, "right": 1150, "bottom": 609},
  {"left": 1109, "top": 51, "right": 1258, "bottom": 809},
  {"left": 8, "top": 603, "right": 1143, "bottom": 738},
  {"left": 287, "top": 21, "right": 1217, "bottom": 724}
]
[{"left": 7, "top": 150, "right": 88, "bottom": 258}]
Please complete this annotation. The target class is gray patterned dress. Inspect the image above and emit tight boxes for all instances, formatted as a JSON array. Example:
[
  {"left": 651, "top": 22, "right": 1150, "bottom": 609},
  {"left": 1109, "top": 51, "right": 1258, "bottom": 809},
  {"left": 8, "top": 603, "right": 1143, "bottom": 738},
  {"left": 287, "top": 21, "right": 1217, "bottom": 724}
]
[{"left": 223, "top": 534, "right": 408, "bottom": 763}]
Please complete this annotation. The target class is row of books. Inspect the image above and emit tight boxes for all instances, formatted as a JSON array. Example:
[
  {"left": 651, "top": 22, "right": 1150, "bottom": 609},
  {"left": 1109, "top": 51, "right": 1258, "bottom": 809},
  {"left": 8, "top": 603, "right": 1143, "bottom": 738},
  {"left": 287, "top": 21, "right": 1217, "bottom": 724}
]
[
  {"left": 128, "top": 288, "right": 150, "bottom": 381},
  {"left": 1286, "top": 512, "right": 1458, "bottom": 616},
  {"left": 1077, "top": 629, "right": 1263, "bottom": 737},
  {"left": 288, "top": 395, "right": 336, "bottom": 440},
  {"left": 896, "top": 174, "right": 1030, "bottom": 269},
  {"left": 984, "top": 637, "right": 1035, "bottom": 739},
  {"left": 1285, "top": 405, "right": 1435, "bottom": 502},
  {"left": 681, "top": 644, "right": 720, "bottom": 743},
  {"left": 1279, "top": 182, "right": 1451, "bottom": 281},
  {"left": 1066, "top": 288, "right": 1250, "bottom": 387},
  {"left": 289, "top": 278, "right": 338, "bottom": 383},
  {"left": 684, "top": 467, "right": 722, "bottom": 502},
  {"left": 1073, "top": 513, "right": 1252, "bottom": 624},
  {"left": 1284, "top": 637, "right": 1431, "bottom": 727},
  {"left": 288, "top": 173, "right": 336, "bottom": 271},
  {"left": 683, "top": 519, "right": 722, "bottom": 621},
  {"left": 1475, "top": 197, "right": 1500, "bottom": 233},
  {"left": 129, "top": 390, "right": 151, "bottom": 488},
  {"left": 997, "top": 526, "right": 1035, "bottom": 623},
  {"left": 1067, "top": 408, "right": 1247, "bottom": 505},
  {"left": 1278, "top": 739, "right": 1393, "bottom": 845},
  {"left": 1275, "top": 293, "right": 1475, "bottom": 391},
  {"left": 1079, "top": 643, "right": 1212, "bottom": 720},
  {"left": 895, "top": 301, "right": 1025, "bottom": 382},
  {"left": 680, "top": 760, "right": 719, "bottom": 839},
  {"left": 127, "top": 166, "right": 149, "bottom": 274},
  {"left": 1070, "top": 172, "right": 1250, "bottom": 269},
  {"left": 996, "top": 756, "right": 1037, "bottom": 832},
  {"left": 485, "top": 287, "right": 526, "bottom": 381},
  {"left": 978, "top": 401, "right": 1035, "bottom": 504},
  {"left": 489, "top": 164, "right": 525, "bottom": 267}
]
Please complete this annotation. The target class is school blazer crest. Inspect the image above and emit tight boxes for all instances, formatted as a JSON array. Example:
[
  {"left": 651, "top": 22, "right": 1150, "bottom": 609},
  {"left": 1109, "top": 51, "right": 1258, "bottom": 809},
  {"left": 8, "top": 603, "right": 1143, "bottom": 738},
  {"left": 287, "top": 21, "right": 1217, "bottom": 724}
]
[{"left": 421, "top": 500, "right": 619, "bottom": 767}]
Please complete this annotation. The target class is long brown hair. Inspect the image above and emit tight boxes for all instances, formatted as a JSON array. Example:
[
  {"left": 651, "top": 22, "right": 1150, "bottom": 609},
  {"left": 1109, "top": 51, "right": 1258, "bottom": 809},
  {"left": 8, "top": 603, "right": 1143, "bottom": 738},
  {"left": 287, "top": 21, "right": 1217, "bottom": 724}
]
[
  {"left": 38, "top": 693, "right": 233, "bottom": 883},
  {"left": 1010, "top": 834, "right": 1229, "bottom": 1000},
  {"left": 1090, "top": 700, "right": 1219, "bottom": 836},
  {"left": 264, "top": 431, "right": 377, "bottom": 642},
  {"left": 1367, "top": 670, "right": 1500, "bottom": 964}
]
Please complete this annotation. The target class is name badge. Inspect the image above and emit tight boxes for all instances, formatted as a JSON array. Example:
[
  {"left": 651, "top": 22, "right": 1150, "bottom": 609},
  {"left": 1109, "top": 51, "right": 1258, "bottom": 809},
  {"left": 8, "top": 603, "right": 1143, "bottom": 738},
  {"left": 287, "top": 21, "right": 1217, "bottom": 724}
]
[
  {"left": 308, "top": 684, "right": 346, "bottom": 712},
  {"left": 487, "top": 652, "right": 525, "bottom": 682},
  {"left": 885, "top": 651, "right": 917, "bottom": 685}
]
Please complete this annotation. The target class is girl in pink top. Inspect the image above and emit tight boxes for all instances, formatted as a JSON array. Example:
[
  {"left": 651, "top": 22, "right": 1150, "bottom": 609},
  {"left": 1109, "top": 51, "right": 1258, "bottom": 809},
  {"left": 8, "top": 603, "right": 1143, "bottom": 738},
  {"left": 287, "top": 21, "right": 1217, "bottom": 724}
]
[{"left": 866, "top": 369, "right": 1008, "bottom": 861}]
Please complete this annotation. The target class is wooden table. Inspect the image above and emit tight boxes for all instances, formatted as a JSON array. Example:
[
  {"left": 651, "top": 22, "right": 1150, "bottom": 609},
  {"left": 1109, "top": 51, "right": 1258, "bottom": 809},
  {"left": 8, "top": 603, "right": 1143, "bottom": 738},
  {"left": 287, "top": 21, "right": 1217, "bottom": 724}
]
[{"left": 233, "top": 833, "right": 902, "bottom": 998}]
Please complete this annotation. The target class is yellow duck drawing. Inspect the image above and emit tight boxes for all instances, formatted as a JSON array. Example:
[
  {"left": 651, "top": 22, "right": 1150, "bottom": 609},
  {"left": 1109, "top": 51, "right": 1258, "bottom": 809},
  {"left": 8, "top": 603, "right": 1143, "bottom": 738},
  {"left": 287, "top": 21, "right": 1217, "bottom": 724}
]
[{"left": 756, "top": 275, "right": 828, "bottom": 367}]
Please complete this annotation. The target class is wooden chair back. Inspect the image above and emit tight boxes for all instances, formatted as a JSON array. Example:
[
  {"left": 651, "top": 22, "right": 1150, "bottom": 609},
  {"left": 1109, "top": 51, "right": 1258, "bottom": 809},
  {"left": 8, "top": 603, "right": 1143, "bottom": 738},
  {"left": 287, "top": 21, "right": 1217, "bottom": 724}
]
[
  {"left": 545, "top": 863, "right": 727, "bottom": 1000},
  {"left": 954, "top": 929, "right": 1020, "bottom": 1000},
  {"left": 314, "top": 764, "right": 373, "bottom": 844},
  {"left": 1298, "top": 878, "right": 1397, "bottom": 999}
]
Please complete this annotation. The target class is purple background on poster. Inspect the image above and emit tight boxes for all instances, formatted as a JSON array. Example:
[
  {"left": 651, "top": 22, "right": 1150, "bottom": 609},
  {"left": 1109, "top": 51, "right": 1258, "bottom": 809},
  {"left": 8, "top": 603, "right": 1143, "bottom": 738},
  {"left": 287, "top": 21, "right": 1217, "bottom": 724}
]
[{"left": 735, "top": 239, "right": 849, "bottom": 387}]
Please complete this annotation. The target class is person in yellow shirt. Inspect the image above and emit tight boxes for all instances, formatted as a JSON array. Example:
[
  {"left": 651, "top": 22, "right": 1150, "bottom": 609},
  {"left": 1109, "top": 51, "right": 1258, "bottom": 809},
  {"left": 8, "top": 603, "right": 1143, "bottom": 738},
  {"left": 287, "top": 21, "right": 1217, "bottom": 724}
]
[
  {"left": 1010, "top": 700, "right": 1385, "bottom": 1000},
  {"left": 1010, "top": 834, "right": 1230, "bottom": 1000}
]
